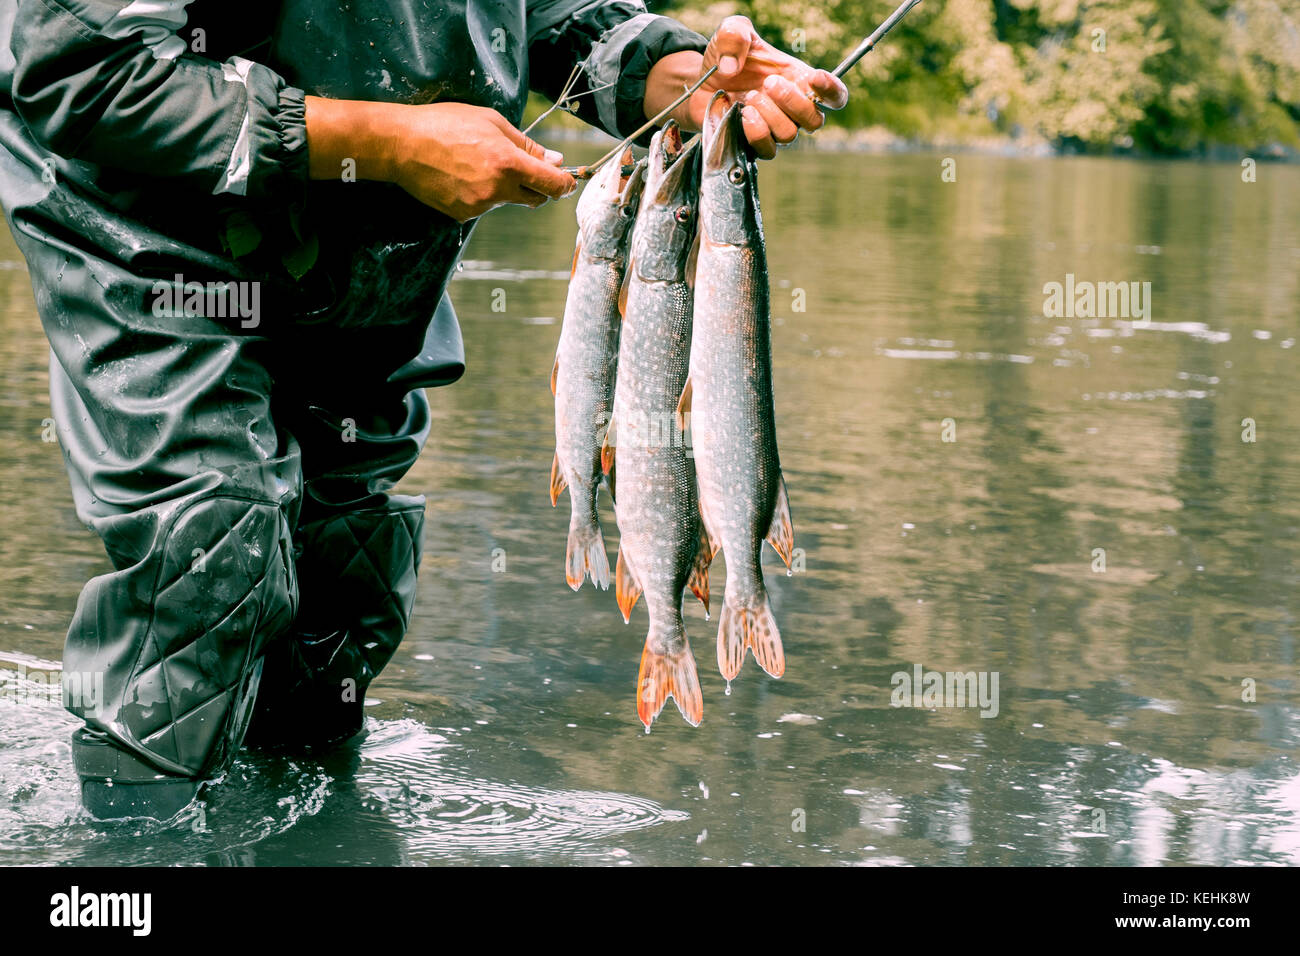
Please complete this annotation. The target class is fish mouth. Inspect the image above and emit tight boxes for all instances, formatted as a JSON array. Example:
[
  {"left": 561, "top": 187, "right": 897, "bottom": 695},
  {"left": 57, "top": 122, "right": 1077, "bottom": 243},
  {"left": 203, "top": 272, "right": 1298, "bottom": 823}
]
[
  {"left": 643, "top": 121, "right": 683, "bottom": 197},
  {"left": 588, "top": 145, "right": 638, "bottom": 206},
  {"left": 703, "top": 92, "right": 744, "bottom": 173},
  {"left": 615, "top": 146, "right": 637, "bottom": 195},
  {"left": 654, "top": 132, "right": 701, "bottom": 205},
  {"left": 660, "top": 120, "right": 684, "bottom": 166},
  {"left": 616, "top": 151, "right": 647, "bottom": 211},
  {"left": 643, "top": 119, "right": 700, "bottom": 205}
]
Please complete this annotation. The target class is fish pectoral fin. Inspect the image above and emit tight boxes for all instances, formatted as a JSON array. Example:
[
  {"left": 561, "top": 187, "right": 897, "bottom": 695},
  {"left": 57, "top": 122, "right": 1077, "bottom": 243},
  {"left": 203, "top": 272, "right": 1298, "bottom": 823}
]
[
  {"left": 550, "top": 353, "right": 560, "bottom": 396},
  {"left": 549, "top": 452, "right": 568, "bottom": 507},
  {"left": 675, "top": 376, "right": 693, "bottom": 435},
  {"left": 765, "top": 473, "right": 794, "bottom": 568},
  {"left": 615, "top": 545, "right": 643, "bottom": 623}
]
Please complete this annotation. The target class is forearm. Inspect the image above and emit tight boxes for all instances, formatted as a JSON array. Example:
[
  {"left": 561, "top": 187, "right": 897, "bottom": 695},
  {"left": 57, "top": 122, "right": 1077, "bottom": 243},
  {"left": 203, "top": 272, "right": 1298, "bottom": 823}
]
[
  {"left": 304, "top": 95, "right": 399, "bottom": 182},
  {"left": 643, "top": 50, "right": 705, "bottom": 130}
]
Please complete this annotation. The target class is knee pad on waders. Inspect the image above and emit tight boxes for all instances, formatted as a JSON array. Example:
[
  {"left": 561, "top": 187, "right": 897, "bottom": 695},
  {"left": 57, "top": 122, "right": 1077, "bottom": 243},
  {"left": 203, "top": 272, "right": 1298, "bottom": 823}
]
[
  {"left": 68, "top": 493, "right": 297, "bottom": 817},
  {"left": 245, "top": 495, "right": 425, "bottom": 751}
]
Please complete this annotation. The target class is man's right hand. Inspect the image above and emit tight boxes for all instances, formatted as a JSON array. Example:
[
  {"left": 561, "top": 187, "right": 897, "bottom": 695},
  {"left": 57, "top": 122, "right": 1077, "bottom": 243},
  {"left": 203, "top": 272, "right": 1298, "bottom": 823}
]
[{"left": 305, "top": 97, "right": 576, "bottom": 222}]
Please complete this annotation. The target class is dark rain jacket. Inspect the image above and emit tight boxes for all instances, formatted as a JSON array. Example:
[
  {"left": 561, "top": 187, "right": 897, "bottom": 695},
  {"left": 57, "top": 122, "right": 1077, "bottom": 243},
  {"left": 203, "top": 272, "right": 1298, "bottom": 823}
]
[{"left": 0, "top": 0, "right": 706, "bottom": 385}]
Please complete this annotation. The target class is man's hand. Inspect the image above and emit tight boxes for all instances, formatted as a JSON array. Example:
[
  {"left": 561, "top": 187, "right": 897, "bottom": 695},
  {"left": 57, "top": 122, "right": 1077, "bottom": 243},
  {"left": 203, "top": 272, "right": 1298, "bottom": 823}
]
[
  {"left": 306, "top": 97, "right": 576, "bottom": 222},
  {"left": 645, "top": 16, "right": 850, "bottom": 160}
]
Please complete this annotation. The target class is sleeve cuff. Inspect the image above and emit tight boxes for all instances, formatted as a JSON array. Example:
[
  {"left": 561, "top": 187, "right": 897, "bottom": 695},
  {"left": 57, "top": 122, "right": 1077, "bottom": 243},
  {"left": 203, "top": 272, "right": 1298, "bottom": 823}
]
[
  {"left": 243, "top": 79, "right": 309, "bottom": 199},
  {"left": 581, "top": 14, "right": 707, "bottom": 144},
  {"left": 272, "top": 85, "right": 309, "bottom": 188},
  {"left": 612, "top": 17, "right": 708, "bottom": 143}
]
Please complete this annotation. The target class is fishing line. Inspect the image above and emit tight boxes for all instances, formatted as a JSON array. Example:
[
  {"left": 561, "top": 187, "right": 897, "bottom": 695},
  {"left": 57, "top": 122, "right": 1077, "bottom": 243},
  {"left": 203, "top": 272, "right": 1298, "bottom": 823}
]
[
  {"left": 523, "top": 61, "right": 616, "bottom": 136},
  {"left": 552, "top": 0, "right": 923, "bottom": 182},
  {"left": 560, "top": 66, "right": 719, "bottom": 181}
]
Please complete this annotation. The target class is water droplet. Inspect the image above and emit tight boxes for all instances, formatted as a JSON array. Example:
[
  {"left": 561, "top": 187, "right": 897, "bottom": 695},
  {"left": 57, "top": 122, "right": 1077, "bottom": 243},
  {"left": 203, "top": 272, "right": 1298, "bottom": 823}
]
[{"left": 725, "top": 681, "right": 732, "bottom": 696}]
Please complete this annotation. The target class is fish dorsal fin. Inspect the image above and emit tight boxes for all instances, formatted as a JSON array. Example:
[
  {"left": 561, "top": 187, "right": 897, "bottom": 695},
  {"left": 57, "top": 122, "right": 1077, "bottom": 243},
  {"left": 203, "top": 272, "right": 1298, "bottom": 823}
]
[
  {"left": 685, "top": 228, "right": 701, "bottom": 290},
  {"left": 675, "top": 375, "right": 693, "bottom": 435},
  {"left": 764, "top": 473, "right": 794, "bottom": 568},
  {"left": 550, "top": 352, "right": 559, "bottom": 396}
]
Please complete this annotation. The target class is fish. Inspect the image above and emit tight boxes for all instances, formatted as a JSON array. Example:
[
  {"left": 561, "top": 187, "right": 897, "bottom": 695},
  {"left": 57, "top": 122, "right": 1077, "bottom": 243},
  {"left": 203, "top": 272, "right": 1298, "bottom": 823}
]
[
  {"left": 551, "top": 149, "right": 645, "bottom": 590},
  {"left": 602, "top": 122, "right": 711, "bottom": 730},
  {"left": 683, "top": 94, "right": 794, "bottom": 682}
]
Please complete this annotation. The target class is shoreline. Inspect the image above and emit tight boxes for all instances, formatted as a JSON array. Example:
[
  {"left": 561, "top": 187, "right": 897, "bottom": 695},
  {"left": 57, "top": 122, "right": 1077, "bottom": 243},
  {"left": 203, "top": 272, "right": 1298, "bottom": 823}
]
[{"left": 536, "top": 122, "right": 1300, "bottom": 165}]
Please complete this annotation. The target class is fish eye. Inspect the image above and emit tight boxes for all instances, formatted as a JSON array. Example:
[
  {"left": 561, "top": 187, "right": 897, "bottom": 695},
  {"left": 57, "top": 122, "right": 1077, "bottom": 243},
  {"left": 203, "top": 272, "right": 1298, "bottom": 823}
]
[
  {"left": 674, "top": 205, "right": 692, "bottom": 223},
  {"left": 619, "top": 204, "right": 635, "bottom": 218},
  {"left": 728, "top": 165, "right": 746, "bottom": 185}
]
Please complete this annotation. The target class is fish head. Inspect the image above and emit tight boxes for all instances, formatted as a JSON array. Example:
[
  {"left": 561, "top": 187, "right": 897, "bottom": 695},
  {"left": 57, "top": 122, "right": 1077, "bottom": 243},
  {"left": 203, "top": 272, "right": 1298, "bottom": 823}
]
[
  {"left": 700, "top": 93, "right": 762, "bottom": 248},
  {"left": 575, "top": 147, "right": 646, "bottom": 259},
  {"left": 631, "top": 120, "right": 702, "bottom": 281}
]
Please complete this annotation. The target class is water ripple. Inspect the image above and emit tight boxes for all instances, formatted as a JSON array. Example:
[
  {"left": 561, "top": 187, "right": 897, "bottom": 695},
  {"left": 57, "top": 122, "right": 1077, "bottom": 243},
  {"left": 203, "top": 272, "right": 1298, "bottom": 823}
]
[{"left": 356, "top": 720, "right": 688, "bottom": 860}]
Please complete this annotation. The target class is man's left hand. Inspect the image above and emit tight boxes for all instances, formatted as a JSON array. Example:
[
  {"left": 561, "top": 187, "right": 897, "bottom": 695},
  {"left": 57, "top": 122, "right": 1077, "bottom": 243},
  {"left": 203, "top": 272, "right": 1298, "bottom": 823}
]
[{"left": 647, "top": 16, "right": 851, "bottom": 160}]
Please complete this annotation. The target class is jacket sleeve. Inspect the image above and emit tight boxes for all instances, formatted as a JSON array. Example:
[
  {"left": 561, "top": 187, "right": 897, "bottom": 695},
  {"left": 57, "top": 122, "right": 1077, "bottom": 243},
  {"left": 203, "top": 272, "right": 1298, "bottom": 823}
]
[
  {"left": 9, "top": 0, "right": 307, "bottom": 198},
  {"left": 526, "top": 1, "right": 707, "bottom": 142}
]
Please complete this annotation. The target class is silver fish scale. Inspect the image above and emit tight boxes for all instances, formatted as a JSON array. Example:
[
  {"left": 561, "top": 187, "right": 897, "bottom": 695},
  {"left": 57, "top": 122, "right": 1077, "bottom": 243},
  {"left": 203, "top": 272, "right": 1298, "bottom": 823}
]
[
  {"left": 612, "top": 271, "right": 698, "bottom": 653},
  {"left": 691, "top": 240, "right": 781, "bottom": 610},
  {"left": 554, "top": 255, "right": 623, "bottom": 525}
]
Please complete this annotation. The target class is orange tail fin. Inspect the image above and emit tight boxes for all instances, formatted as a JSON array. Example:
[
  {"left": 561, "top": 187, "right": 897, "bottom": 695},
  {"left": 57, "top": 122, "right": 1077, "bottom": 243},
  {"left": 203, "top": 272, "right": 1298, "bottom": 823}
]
[
  {"left": 637, "top": 644, "right": 703, "bottom": 730},
  {"left": 566, "top": 521, "right": 610, "bottom": 591},
  {"left": 716, "top": 597, "right": 785, "bottom": 681}
]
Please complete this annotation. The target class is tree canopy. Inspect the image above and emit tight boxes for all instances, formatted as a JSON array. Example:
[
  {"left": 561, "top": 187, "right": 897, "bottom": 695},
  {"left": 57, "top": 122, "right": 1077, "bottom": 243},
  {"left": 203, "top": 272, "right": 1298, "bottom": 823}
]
[{"left": 663, "top": 0, "right": 1300, "bottom": 154}]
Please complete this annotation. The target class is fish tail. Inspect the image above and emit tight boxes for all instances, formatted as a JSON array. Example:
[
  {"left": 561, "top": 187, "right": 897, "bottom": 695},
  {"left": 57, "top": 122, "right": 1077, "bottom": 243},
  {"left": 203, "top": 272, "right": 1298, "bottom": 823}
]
[
  {"left": 638, "top": 639, "right": 703, "bottom": 730},
  {"left": 565, "top": 517, "right": 610, "bottom": 591},
  {"left": 717, "top": 594, "right": 785, "bottom": 681}
]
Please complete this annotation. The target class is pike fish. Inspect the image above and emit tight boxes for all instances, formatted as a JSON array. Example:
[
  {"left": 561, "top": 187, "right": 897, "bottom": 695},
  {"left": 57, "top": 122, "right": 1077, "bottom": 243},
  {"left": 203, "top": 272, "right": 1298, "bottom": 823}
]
[
  {"left": 683, "top": 95, "right": 795, "bottom": 682},
  {"left": 551, "top": 149, "right": 645, "bottom": 590},
  {"left": 603, "top": 122, "right": 711, "bottom": 730}
]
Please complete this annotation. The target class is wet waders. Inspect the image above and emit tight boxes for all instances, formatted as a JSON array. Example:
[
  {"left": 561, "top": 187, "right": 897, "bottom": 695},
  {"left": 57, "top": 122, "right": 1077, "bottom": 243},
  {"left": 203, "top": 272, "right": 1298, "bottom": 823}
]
[{"left": 0, "top": 0, "right": 705, "bottom": 819}]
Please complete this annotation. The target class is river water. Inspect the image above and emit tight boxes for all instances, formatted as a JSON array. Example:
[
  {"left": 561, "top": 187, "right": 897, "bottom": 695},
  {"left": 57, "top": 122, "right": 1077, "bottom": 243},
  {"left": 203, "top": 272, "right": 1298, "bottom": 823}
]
[{"left": 1, "top": 151, "right": 1297, "bottom": 865}]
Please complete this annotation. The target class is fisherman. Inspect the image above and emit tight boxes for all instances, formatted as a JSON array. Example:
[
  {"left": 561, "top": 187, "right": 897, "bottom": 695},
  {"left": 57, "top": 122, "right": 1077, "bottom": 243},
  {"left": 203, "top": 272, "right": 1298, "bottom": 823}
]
[{"left": 0, "top": 0, "right": 847, "bottom": 820}]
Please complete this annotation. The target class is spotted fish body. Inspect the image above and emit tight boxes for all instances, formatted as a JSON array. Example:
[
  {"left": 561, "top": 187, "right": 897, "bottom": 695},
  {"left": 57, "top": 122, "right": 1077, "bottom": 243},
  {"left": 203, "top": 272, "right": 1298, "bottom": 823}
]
[
  {"left": 604, "top": 123, "right": 710, "bottom": 730},
  {"left": 687, "top": 96, "right": 794, "bottom": 681},
  {"left": 551, "top": 151, "right": 645, "bottom": 590}
]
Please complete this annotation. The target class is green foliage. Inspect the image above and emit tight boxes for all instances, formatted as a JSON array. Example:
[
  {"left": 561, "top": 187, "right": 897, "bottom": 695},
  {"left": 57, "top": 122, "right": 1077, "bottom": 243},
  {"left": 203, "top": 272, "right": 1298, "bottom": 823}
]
[{"left": 663, "top": 0, "right": 1300, "bottom": 153}]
